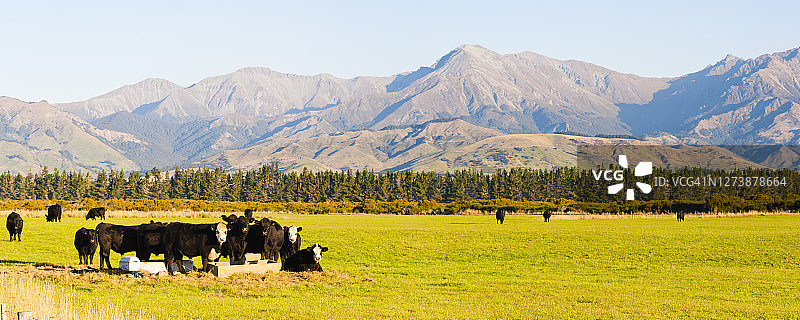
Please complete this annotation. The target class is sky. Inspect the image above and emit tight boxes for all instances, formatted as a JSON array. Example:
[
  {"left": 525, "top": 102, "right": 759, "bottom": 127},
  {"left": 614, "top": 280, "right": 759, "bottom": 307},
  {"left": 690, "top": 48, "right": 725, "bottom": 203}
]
[{"left": 1, "top": 0, "right": 799, "bottom": 103}]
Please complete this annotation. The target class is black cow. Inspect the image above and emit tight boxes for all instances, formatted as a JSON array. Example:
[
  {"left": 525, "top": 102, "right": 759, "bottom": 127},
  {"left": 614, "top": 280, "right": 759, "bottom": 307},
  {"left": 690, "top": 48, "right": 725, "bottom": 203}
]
[
  {"left": 677, "top": 212, "right": 686, "bottom": 222},
  {"left": 222, "top": 214, "right": 251, "bottom": 264},
  {"left": 136, "top": 221, "right": 167, "bottom": 261},
  {"left": 6, "top": 212, "right": 23, "bottom": 241},
  {"left": 496, "top": 207, "right": 513, "bottom": 224},
  {"left": 46, "top": 204, "right": 61, "bottom": 222},
  {"left": 74, "top": 227, "right": 97, "bottom": 265},
  {"left": 96, "top": 223, "right": 140, "bottom": 269},
  {"left": 262, "top": 218, "right": 284, "bottom": 262},
  {"left": 237, "top": 220, "right": 267, "bottom": 260},
  {"left": 543, "top": 209, "right": 554, "bottom": 222},
  {"left": 86, "top": 207, "right": 106, "bottom": 220},
  {"left": 244, "top": 209, "right": 254, "bottom": 221},
  {"left": 281, "top": 243, "right": 329, "bottom": 272},
  {"left": 163, "top": 222, "right": 227, "bottom": 274},
  {"left": 280, "top": 225, "right": 302, "bottom": 265}
]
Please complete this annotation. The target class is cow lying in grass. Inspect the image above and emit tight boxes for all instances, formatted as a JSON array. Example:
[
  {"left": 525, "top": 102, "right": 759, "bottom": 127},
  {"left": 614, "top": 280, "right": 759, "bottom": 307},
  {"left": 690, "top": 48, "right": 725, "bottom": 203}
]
[{"left": 281, "top": 243, "right": 328, "bottom": 272}]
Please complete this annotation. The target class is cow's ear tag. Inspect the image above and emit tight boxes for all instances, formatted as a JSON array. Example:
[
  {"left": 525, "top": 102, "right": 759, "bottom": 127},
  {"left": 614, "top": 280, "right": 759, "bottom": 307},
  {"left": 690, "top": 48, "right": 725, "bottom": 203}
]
[{"left": 321, "top": 247, "right": 329, "bottom": 252}]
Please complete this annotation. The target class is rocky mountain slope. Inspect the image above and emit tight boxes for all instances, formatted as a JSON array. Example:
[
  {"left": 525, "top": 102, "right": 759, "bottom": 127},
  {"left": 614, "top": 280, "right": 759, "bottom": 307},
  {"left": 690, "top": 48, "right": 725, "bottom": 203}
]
[
  {"left": 3, "top": 44, "right": 799, "bottom": 173},
  {"left": 0, "top": 97, "right": 138, "bottom": 172}
]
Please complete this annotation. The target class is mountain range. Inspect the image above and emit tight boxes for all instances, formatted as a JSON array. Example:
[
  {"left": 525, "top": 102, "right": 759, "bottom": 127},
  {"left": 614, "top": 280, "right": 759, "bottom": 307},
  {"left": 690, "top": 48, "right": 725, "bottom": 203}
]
[{"left": 2, "top": 44, "right": 800, "bottom": 173}]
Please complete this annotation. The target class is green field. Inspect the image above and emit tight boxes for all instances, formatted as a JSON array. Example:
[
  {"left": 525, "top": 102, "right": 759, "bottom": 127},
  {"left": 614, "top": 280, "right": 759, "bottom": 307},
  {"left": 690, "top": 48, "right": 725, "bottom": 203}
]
[{"left": 2, "top": 213, "right": 799, "bottom": 319}]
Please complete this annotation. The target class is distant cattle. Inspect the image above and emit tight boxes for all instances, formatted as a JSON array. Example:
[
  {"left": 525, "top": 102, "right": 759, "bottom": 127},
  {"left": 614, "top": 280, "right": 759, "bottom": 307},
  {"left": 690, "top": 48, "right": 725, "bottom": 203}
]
[
  {"left": 136, "top": 221, "right": 167, "bottom": 261},
  {"left": 496, "top": 207, "right": 514, "bottom": 224},
  {"left": 46, "top": 204, "right": 61, "bottom": 222},
  {"left": 6, "top": 212, "right": 23, "bottom": 241},
  {"left": 74, "top": 227, "right": 97, "bottom": 265},
  {"left": 543, "top": 209, "right": 554, "bottom": 222},
  {"left": 95, "top": 223, "right": 140, "bottom": 269},
  {"left": 677, "top": 212, "right": 685, "bottom": 222},
  {"left": 86, "top": 207, "right": 106, "bottom": 220},
  {"left": 222, "top": 214, "right": 251, "bottom": 264},
  {"left": 280, "top": 226, "right": 302, "bottom": 265},
  {"left": 163, "top": 222, "right": 228, "bottom": 274},
  {"left": 262, "top": 218, "right": 284, "bottom": 262},
  {"left": 281, "top": 243, "right": 329, "bottom": 272}
]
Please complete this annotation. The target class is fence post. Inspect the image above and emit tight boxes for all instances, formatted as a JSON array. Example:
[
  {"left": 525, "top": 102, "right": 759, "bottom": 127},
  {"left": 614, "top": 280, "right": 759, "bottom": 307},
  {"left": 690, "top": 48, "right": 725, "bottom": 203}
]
[{"left": 1, "top": 303, "right": 6, "bottom": 320}]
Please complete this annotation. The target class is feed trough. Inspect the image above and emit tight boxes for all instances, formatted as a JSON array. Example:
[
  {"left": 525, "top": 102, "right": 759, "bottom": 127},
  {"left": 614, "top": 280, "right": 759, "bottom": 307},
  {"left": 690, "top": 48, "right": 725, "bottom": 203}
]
[
  {"left": 119, "top": 256, "right": 195, "bottom": 274},
  {"left": 209, "top": 259, "right": 281, "bottom": 278}
]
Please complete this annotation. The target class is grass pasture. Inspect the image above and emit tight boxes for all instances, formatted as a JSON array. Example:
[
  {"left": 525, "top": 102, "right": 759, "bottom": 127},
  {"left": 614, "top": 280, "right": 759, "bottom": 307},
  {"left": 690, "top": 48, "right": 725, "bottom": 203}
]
[{"left": 1, "top": 212, "right": 799, "bottom": 319}]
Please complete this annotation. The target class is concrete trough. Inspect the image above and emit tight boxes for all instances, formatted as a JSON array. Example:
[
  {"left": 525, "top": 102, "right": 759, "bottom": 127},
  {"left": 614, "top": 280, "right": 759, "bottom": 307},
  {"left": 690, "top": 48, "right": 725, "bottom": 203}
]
[{"left": 209, "top": 260, "right": 281, "bottom": 278}]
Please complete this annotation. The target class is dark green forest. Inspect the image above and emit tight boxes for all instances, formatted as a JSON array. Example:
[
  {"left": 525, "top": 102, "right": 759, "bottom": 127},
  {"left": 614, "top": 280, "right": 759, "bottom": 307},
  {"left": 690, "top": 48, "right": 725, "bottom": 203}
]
[{"left": 0, "top": 164, "right": 798, "bottom": 213}]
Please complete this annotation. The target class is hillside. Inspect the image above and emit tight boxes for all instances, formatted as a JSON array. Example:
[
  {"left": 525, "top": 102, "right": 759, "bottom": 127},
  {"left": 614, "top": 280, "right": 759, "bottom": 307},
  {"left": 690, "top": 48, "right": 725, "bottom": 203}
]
[{"left": 0, "top": 97, "right": 138, "bottom": 172}]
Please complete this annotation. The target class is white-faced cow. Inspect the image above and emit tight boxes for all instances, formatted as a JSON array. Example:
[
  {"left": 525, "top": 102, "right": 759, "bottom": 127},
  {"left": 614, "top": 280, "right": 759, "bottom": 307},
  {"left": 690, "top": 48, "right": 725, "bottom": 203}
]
[
  {"left": 86, "top": 207, "right": 106, "bottom": 220},
  {"left": 74, "top": 227, "right": 97, "bottom": 264},
  {"left": 6, "top": 212, "right": 23, "bottom": 241},
  {"left": 281, "top": 243, "right": 329, "bottom": 272},
  {"left": 163, "top": 222, "right": 227, "bottom": 274},
  {"left": 46, "top": 204, "right": 61, "bottom": 222},
  {"left": 280, "top": 226, "right": 302, "bottom": 265}
]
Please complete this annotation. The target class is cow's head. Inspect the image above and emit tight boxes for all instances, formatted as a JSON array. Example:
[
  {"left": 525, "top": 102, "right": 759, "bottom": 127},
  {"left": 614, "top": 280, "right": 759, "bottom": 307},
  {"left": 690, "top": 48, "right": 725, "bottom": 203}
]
[
  {"left": 259, "top": 218, "right": 272, "bottom": 236},
  {"left": 285, "top": 226, "right": 302, "bottom": 243},
  {"left": 83, "top": 228, "right": 96, "bottom": 244},
  {"left": 214, "top": 222, "right": 228, "bottom": 244},
  {"left": 309, "top": 243, "right": 329, "bottom": 263},
  {"left": 235, "top": 215, "right": 250, "bottom": 235}
]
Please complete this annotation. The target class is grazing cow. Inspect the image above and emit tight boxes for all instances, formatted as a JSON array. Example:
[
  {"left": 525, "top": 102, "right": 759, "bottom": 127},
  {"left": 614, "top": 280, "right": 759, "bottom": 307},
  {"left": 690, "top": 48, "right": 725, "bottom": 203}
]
[
  {"left": 543, "top": 209, "right": 554, "bottom": 222},
  {"left": 280, "top": 226, "right": 302, "bottom": 265},
  {"left": 262, "top": 218, "right": 284, "bottom": 262},
  {"left": 496, "top": 207, "right": 513, "bottom": 224},
  {"left": 95, "top": 223, "right": 140, "bottom": 269},
  {"left": 46, "top": 204, "right": 62, "bottom": 222},
  {"left": 6, "top": 212, "right": 23, "bottom": 241},
  {"left": 281, "top": 243, "right": 329, "bottom": 272},
  {"left": 677, "top": 212, "right": 685, "bottom": 222},
  {"left": 86, "top": 207, "right": 106, "bottom": 220},
  {"left": 222, "top": 214, "right": 251, "bottom": 264},
  {"left": 74, "top": 228, "right": 97, "bottom": 265},
  {"left": 136, "top": 221, "right": 167, "bottom": 261},
  {"left": 163, "top": 222, "right": 227, "bottom": 274}
]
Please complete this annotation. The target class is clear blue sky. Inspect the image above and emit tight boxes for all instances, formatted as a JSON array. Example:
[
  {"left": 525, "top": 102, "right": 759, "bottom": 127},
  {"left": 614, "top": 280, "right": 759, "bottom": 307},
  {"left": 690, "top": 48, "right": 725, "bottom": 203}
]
[{"left": 1, "top": 0, "right": 798, "bottom": 103}]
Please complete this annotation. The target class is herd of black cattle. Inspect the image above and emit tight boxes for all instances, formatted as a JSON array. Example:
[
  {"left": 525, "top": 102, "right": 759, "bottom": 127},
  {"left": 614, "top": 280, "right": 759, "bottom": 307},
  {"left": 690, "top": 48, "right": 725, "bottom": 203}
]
[{"left": 6, "top": 206, "right": 330, "bottom": 275}]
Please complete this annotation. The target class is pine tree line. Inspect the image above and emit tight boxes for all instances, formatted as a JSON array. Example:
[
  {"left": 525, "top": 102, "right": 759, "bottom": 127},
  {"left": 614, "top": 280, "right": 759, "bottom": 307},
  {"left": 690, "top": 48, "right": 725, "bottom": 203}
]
[{"left": 0, "top": 164, "right": 798, "bottom": 203}]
